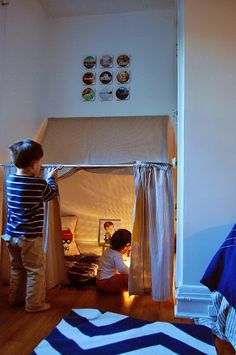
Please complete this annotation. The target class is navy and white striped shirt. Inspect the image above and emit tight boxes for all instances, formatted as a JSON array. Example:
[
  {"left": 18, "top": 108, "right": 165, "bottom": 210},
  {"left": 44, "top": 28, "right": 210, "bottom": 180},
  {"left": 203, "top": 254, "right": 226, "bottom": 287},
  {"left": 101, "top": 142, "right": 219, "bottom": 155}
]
[{"left": 6, "top": 174, "right": 58, "bottom": 238}]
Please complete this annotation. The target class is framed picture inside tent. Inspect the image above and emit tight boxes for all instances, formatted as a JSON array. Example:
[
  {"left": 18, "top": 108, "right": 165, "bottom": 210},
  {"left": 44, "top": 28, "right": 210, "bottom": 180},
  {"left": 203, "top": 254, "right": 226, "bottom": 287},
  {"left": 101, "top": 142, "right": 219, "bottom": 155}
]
[{"left": 98, "top": 219, "right": 121, "bottom": 246}]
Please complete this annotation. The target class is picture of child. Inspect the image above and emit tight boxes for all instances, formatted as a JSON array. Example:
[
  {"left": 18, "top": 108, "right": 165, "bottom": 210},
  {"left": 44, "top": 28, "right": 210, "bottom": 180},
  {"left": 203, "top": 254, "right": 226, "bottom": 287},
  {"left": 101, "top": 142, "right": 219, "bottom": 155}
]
[
  {"left": 104, "top": 221, "right": 114, "bottom": 244},
  {"left": 98, "top": 219, "right": 121, "bottom": 246}
]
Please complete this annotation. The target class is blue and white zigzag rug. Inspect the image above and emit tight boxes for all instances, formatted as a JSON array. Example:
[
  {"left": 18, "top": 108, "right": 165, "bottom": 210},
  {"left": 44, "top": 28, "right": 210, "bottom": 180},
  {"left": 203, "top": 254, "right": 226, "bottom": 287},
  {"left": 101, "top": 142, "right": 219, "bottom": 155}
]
[{"left": 32, "top": 308, "right": 216, "bottom": 354}]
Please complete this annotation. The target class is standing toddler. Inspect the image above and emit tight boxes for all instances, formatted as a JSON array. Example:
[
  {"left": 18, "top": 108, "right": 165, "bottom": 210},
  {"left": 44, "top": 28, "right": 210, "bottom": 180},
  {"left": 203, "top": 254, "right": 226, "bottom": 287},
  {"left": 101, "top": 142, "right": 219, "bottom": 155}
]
[{"left": 2, "top": 139, "right": 58, "bottom": 312}]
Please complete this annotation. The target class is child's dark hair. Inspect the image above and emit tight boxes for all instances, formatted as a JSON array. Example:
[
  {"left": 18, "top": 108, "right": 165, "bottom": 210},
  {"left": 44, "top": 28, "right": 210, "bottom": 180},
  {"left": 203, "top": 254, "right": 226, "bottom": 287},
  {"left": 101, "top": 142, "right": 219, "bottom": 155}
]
[
  {"left": 9, "top": 139, "right": 43, "bottom": 168},
  {"left": 110, "top": 229, "right": 131, "bottom": 251},
  {"left": 104, "top": 221, "right": 114, "bottom": 230}
]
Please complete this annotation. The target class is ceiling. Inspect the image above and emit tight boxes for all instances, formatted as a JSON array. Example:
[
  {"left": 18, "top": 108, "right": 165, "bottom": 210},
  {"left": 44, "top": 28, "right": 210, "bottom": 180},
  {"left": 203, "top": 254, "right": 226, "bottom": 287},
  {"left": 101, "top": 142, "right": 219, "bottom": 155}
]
[{"left": 39, "top": 0, "right": 175, "bottom": 18}]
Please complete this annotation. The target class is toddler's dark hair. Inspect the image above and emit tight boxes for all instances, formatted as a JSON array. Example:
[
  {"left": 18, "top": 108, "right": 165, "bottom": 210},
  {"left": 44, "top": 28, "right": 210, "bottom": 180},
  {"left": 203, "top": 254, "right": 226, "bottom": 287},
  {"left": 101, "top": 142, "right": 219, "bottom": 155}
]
[
  {"left": 110, "top": 229, "right": 131, "bottom": 251},
  {"left": 104, "top": 221, "right": 114, "bottom": 230},
  {"left": 9, "top": 139, "right": 43, "bottom": 168}
]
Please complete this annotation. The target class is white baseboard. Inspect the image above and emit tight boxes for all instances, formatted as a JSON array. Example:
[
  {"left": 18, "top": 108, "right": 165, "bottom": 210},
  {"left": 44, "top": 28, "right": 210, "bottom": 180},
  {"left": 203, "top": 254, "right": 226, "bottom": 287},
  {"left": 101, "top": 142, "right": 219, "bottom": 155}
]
[{"left": 175, "top": 284, "right": 215, "bottom": 319}]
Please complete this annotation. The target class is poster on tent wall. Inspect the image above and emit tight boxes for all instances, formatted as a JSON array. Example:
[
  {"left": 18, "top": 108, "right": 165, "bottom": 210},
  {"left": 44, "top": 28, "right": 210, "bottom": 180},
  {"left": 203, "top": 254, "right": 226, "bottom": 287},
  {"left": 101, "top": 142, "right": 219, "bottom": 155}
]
[
  {"left": 98, "top": 219, "right": 121, "bottom": 246},
  {"left": 81, "top": 54, "right": 131, "bottom": 102}
]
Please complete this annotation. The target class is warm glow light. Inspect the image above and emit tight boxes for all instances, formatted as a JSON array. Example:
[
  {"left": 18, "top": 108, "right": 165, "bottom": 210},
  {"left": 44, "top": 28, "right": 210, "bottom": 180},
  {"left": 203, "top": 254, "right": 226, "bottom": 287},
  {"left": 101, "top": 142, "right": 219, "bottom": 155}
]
[
  {"left": 123, "top": 257, "right": 130, "bottom": 267},
  {"left": 122, "top": 290, "right": 136, "bottom": 306}
]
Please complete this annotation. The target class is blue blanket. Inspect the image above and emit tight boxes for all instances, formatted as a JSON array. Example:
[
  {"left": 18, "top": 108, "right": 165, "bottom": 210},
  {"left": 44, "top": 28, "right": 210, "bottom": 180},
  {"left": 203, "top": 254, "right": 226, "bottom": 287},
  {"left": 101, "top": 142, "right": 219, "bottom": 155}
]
[
  {"left": 32, "top": 308, "right": 216, "bottom": 354},
  {"left": 201, "top": 223, "right": 236, "bottom": 310}
]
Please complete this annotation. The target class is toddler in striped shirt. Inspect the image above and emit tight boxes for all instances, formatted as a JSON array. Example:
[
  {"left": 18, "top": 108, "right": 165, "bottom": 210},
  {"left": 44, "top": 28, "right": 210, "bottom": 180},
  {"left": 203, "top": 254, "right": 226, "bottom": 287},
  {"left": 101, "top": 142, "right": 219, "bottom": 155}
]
[{"left": 2, "top": 139, "right": 58, "bottom": 312}]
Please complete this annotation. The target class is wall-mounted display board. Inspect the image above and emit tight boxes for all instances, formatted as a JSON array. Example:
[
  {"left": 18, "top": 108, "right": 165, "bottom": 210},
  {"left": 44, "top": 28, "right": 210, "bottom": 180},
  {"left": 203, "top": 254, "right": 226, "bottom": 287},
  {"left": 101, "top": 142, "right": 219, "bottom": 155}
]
[{"left": 81, "top": 54, "right": 131, "bottom": 102}]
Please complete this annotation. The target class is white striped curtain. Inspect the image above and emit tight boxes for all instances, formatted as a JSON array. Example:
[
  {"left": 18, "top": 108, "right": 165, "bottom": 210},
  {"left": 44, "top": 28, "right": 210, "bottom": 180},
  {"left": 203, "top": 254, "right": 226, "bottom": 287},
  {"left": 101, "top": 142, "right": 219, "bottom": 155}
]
[
  {"left": 129, "top": 162, "right": 174, "bottom": 301},
  {"left": 43, "top": 167, "right": 68, "bottom": 288}
]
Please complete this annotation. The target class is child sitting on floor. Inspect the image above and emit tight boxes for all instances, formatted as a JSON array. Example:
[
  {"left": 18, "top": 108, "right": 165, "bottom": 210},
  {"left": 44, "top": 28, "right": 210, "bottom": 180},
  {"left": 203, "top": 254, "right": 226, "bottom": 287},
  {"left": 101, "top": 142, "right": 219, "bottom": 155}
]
[{"left": 96, "top": 229, "right": 131, "bottom": 293}]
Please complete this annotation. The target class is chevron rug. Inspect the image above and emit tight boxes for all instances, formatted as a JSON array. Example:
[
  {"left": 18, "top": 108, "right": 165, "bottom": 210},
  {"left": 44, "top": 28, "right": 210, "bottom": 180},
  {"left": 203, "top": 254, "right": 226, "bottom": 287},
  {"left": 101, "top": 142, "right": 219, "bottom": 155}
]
[{"left": 32, "top": 308, "right": 216, "bottom": 354}]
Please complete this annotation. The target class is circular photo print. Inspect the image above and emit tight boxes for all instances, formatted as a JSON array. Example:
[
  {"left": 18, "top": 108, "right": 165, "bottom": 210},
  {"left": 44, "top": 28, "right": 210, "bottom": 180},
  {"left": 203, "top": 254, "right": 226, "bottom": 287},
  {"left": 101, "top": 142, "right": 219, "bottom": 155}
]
[
  {"left": 116, "top": 70, "right": 130, "bottom": 84},
  {"left": 82, "top": 87, "right": 95, "bottom": 101},
  {"left": 82, "top": 72, "right": 96, "bottom": 85},
  {"left": 99, "top": 71, "right": 112, "bottom": 84},
  {"left": 100, "top": 55, "right": 113, "bottom": 68},
  {"left": 83, "top": 56, "right": 96, "bottom": 69},
  {"left": 99, "top": 87, "right": 113, "bottom": 101},
  {"left": 116, "top": 86, "right": 130, "bottom": 100},
  {"left": 116, "top": 54, "right": 130, "bottom": 67}
]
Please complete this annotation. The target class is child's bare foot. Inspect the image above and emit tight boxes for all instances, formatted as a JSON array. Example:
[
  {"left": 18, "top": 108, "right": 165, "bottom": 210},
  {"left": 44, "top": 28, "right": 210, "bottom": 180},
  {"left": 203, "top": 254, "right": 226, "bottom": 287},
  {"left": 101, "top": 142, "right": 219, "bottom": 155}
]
[{"left": 25, "top": 302, "right": 51, "bottom": 313}]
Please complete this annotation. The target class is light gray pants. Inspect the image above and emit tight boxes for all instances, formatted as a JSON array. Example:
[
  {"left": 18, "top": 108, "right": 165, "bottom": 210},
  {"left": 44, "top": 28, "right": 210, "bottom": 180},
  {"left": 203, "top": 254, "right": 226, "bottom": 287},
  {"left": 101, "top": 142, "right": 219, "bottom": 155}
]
[{"left": 6, "top": 236, "right": 46, "bottom": 311}]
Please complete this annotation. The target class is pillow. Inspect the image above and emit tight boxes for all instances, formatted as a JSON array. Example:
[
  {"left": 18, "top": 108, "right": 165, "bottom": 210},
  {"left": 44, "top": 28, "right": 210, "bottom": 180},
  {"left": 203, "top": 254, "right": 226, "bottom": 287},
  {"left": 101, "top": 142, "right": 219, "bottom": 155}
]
[{"left": 61, "top": 216, "right": 80, "bottom": 256}]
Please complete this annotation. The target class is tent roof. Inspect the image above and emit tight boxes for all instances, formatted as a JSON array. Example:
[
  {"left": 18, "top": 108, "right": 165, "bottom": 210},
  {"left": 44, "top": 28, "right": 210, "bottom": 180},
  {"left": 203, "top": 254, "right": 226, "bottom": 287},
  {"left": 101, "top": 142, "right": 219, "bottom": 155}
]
[{"left": 41, "top": 116, "right": 175, "bottom": 165}]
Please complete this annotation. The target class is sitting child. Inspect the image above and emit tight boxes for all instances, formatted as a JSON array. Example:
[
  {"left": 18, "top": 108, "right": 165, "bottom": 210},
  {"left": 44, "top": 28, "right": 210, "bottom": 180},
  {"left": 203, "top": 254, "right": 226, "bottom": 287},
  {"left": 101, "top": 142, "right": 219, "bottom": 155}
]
[{"left": 96, "top": 229, "right": 131, "bottom": 293}]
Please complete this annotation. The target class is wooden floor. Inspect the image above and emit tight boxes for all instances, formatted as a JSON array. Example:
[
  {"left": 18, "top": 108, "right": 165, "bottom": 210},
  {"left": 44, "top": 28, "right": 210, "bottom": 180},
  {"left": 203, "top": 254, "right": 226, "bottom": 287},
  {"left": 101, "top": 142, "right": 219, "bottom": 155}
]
[{"left": 0, "top": 284, "right": 234, "bottom": 355}]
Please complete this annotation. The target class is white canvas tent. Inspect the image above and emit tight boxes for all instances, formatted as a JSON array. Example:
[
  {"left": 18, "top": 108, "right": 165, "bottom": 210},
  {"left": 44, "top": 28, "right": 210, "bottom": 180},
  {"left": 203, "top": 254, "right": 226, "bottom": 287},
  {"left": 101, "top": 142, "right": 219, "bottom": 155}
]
[
  {"left": 41, "top": 116, "right": 175, "bottom": 165},
  {"left": 41, "top": 115, "right": 176, "bottom": 251},
  {"left": 1, "top": 115, "right": 176, "bottom": 300}
]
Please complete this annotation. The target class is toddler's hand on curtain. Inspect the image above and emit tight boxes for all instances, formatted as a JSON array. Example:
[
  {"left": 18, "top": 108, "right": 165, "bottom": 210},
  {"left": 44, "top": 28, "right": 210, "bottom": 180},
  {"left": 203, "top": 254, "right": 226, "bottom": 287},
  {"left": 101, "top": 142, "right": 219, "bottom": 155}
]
[{"left": 47, "top": 167, "right": 59, "bottom": 179}]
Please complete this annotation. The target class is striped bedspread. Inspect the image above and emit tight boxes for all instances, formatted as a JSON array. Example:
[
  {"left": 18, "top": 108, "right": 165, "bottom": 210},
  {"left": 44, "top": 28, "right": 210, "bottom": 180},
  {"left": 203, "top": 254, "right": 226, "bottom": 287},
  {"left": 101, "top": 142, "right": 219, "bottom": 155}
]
[{"left": 32, "top": 308, "right": 216, "bottom": 354}]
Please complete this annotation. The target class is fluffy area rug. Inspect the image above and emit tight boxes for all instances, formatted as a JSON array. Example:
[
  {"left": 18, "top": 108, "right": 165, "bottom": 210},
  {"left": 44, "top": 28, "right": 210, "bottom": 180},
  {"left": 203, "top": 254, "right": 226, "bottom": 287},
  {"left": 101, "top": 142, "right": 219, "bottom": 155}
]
[{"left": 32, "top": 308, "right": 216, "bottom": 354}]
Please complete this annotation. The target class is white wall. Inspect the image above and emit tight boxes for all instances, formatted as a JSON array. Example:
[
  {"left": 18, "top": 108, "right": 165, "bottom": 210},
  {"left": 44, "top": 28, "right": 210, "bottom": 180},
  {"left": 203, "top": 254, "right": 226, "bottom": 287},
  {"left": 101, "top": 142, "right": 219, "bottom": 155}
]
[
  {"left": 47, "top": 9, "right": 176, "bottom": 117},
  {"left": 176, "top": 0, "right": 236, "bottom": 317},
  {"left": 0, "top": 0, "right": 49, "bottom": 161},
  {"left": 0, "top": 5, "right": 176, "bottom": 159}
]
